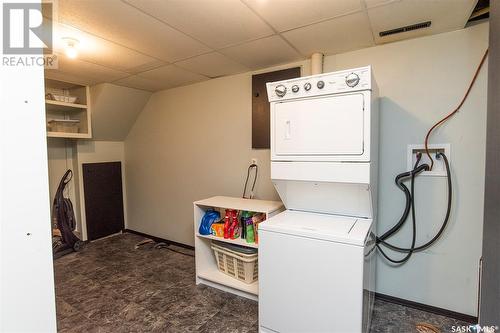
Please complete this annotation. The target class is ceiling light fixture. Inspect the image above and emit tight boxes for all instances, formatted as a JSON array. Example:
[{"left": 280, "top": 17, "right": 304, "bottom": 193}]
[{"left": 62, "top": 37, "right": 79, "bottom": 59}]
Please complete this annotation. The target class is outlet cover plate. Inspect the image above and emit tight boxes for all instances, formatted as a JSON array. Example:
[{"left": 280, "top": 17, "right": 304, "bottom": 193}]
[{"left": 407, "top": 143, "right": 450, "bottom": 177}]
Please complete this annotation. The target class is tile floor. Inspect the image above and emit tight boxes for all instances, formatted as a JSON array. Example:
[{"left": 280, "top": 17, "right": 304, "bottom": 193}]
[{"left": 54, "top": 233, "right": 471, "bottom": 332}]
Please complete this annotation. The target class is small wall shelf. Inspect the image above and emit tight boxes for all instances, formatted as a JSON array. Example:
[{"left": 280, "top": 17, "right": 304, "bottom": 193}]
[
  {"left": 44, "top": 79, "right": 92, "bottom": 139},
  {"left": 45, "top": 99, "right": 88, "bottom": 112},
  {"left": 193, "top": 196, "right": 283, "bottom": 300},
  {"left": 47, "top": 131, "right": 91, "bottom": 139}
]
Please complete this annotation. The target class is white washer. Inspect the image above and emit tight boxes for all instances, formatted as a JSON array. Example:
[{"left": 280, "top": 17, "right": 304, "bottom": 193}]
[
  {"left": 259, "top": 211, "right": 376, "bottom": 333},
  {"left": 259, "top": 66, "right": 379, "bottom": 333}
]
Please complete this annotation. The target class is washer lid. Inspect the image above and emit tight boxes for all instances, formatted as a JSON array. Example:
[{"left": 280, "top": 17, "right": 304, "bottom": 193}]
[{"left": 259, "top": 210, "right": 372, "bottom": 246}]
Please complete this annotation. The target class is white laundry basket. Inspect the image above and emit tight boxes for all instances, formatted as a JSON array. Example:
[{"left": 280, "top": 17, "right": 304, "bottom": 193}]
[{"left": 211, "top": 242, "right": 258, "bottom": 284}]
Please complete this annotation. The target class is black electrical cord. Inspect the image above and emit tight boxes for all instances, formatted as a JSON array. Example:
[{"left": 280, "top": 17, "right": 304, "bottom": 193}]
[
  {"left": 379, "top": 152, "right": 452, "bottom": 253},
  {"left": 155, "top": 242, "right": 195, "bottom": 257},
  {"left": 379, "top": 153, "right": 423, "bottom": 241},
  {"left": 376, "top": 152, "right": 451, "bottom": 262},
  {"left": 377, "top": 156, "right": 428, "bottom": 264},
  {"left": 242, "top": 164, "right": 258, "bottom": 199}
]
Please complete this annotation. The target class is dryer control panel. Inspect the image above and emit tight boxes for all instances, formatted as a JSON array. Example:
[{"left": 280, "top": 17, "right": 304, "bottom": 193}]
[{"left": 267, "top": 66, "right": 372, "bottom": 102}]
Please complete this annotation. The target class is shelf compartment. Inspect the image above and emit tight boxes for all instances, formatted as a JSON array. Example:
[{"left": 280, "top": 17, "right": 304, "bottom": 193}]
[
  {"left": 196, "top": 233, "right": 258, "bottom": 249},
  {"left": 44, "top": 79, "right": 92, "bottom": 139},
  {"left": 197, "top": 265, "right": 258, "bottom": 296},
  {"left": 45, "top": 99, "right": 87, "bottom": 112}
]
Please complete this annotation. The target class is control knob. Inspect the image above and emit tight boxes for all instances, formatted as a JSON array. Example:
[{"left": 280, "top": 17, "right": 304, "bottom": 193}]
[
  {"left": 292, "top": 85, "right": 299, "bottom": 93},
  {"left": 304, "top": 82, "right": 312, "bottom": 91},
  {"left": 275, "top": 84, "right": 287, "bottom": 97},
  {"left": 317, "top": 80, "right": 325, "bottom": 89},
  {"left": 345, "top": 73, "right": 360, "bottom": 87}
]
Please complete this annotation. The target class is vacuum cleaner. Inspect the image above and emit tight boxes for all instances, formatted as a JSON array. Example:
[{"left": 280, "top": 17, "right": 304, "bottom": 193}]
[{"left": 52, "top": 169, "right": 85, "bottom": 259}]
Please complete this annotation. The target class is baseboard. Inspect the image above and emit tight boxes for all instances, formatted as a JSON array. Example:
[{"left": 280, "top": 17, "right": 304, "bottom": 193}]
[
  {"left": 375, "top": 293, "right": 477, "bottom": 324},
  {"left": 123, "top": 229, "right": 194, "bottom": 250}
]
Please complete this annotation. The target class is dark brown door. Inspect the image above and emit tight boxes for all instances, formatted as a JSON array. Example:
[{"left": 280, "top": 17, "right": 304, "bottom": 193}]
[
  {"left": 83, "top": 162, "right": 125, "bottom": 241},
  {"left": 252, "top": 67, "right": 301, "bottom": 149}
]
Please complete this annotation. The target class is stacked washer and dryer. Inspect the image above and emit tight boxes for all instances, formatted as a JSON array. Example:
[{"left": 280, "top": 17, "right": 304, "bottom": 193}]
[{"left": 259, "top": 66, "right": 379, "bottom": 333}]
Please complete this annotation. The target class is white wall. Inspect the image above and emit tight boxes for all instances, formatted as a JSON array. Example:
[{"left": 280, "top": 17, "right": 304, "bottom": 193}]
[
  {"left": 0, "top": 0, "right": 57, "bottom": 329},
  {"left": 90, "top": 84, "right": 151, "bottom": 141},
  {"left": 125, "top": 23, "right": 488, "bottom": 316}
]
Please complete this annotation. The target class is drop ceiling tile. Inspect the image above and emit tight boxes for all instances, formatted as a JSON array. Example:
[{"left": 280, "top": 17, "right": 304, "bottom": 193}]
[
  {"left": 58, "top": 0, "right": 211, "bottom": 62},
  {"left": 48, "top": 55, "right": 130, "bottom": 85},
  {"left": 124, "top": 0, "right": 274, "bottom": 49},
  {"left": 176, "top": 52, "right": 249, "bottom": 78},
  {"left": 243, "top": 0, "right": 364, "bottom": 32},
  {"left": 282, "top": 12, "right": 374, "bottom": 56},
  {"left": 52, "top": 22, "right": 160, "bottom": 73},
  {"left": 364, "top": 0, "right": 401, "bottom": 9},
  {"left": 137, "top": 64, "right": 209, "bottom": 89},
  {"left": 219, "top": 35, "right": 303, "bottom": 70},
  {"left": 113, "top": 75, "right": 167, "bottom": 92},
  {"left": 127, "top": 59, "right": 167, "bottom": 75},
  {"left": 368, "top": 0, "right": 477, "bottom": 44}
]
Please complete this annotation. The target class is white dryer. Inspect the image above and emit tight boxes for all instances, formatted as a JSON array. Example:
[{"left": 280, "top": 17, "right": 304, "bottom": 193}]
[{"left": 259, "top": 66, "right": 379, "bottom": 333}]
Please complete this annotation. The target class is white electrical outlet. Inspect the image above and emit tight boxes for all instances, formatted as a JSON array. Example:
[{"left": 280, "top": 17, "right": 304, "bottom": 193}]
[
  {"left": 251, "top": 158, "right": 258, "bottom": 166},
  {"left": 407, "top": 144, "right": 450, "bottom": 177}
]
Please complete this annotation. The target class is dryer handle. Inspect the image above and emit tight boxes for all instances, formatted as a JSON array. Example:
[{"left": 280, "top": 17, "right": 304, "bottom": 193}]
[{"left": 285, "top": 120, "right": 291, "bottom": 140}]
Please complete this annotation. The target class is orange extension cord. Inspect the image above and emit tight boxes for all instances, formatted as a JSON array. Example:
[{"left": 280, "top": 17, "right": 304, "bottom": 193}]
[{"left": 424, "top": 49, "right": 489, "bottom": 170}]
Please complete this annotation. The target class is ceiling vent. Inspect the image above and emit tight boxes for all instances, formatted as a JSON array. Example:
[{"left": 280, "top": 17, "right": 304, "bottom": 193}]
[{"left": 379, "top": 21, "right": 432, "bottom": 37}]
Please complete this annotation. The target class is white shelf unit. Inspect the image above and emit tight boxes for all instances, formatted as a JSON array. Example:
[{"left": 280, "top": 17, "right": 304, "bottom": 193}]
[
  {"left": 45, "top": 79, "right": 92, "bottom": 139},
  {"left": 194, "top": 196, "right": 284, "bottom": 300}
]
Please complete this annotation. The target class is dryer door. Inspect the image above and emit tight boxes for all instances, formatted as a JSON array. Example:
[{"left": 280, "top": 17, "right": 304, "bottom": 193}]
[{"left": 272, "top": 93, "right": 365, "bottom": 159}]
